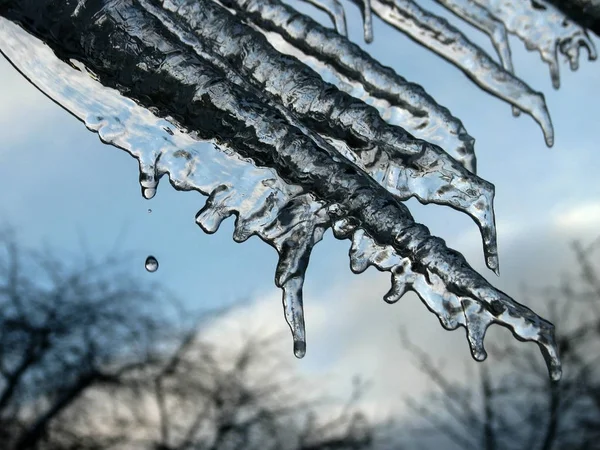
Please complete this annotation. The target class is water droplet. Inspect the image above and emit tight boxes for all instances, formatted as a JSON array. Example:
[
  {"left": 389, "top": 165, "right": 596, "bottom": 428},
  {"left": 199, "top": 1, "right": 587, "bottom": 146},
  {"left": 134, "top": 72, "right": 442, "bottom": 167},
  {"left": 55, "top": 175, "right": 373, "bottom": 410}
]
[
  {"left": 148, "top": 208, "right": 152, "bottom": 214},
  {"left": 145, "top": 255, "right": 159, "bottom": 272},
  {"left": 142, "top": 187, "right": 156, "bottom": 200},
  {"left": 294, "top": 340, "right": 306, "bottom": 359}
]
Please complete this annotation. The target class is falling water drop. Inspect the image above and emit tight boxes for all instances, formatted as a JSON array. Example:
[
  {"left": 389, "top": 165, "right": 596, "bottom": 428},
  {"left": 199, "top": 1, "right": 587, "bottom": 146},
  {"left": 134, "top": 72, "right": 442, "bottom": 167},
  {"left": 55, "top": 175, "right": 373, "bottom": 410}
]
[
  {"left": 145, "top": 255, "right": 159, "bottom": 272},
  {"left": 148, "top": 208, "right": 152, "bottom": 214}
]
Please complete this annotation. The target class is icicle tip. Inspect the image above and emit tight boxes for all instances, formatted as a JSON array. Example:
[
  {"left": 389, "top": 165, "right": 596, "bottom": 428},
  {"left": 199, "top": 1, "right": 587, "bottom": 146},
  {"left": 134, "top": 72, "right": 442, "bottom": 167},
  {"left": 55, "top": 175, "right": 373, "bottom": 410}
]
[{"left": 294, "top": 340, "right": 307, "bottom": 358}]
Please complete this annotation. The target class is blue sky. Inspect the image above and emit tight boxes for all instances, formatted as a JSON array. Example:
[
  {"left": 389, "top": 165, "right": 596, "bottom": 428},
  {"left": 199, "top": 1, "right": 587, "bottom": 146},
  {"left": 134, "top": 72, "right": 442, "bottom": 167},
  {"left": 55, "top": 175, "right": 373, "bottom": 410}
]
[{"left": 1, "top": 1, "right": 599, "bottom": 432}]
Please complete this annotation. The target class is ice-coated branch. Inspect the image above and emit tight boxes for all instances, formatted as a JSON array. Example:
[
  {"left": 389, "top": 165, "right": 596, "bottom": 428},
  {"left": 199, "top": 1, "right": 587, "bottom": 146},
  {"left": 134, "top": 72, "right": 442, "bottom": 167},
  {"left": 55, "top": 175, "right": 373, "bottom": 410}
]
[
  {"left": 150, "top": 0, "right": 499, "bottom": 272},
  {"left": 368, "top": 0, "right": 554, "bottom": 146},
  {"left": 433, "top": 0, "right": 520, "bottom": 117},
  {"left": 0, "top": 0, "right": 561, "bottom": 379},
  {"left": 435, "top": 0, "right": 514, "bottom": 77},
  {"left": 216, "top": 0, "right": 478, "bottom": 173}
]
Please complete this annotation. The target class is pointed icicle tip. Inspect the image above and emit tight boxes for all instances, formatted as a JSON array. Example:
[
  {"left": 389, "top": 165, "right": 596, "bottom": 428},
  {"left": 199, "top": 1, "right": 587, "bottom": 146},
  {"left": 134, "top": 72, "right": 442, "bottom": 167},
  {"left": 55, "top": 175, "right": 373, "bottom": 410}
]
[
  {"left": 534, "top": 93, "right": 555, "bottom": 148},
  {"left": 487, "top": 255, "right": 500, "bottom": 276},
  {"left": 281, "top": 277, "right": 308, "bottom": 360}
]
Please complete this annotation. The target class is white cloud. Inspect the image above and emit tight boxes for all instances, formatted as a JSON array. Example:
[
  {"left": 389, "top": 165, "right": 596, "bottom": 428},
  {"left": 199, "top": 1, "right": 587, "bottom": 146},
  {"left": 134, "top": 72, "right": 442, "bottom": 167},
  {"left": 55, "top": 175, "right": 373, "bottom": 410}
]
[{"left": 553, "top": 201, "right": 600, "bottom": 232}]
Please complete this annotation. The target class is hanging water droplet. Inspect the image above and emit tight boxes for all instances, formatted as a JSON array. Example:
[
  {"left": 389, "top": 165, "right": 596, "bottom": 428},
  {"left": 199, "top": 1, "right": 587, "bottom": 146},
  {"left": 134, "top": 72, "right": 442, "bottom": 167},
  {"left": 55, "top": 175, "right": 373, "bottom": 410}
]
[
  {"left": 148, "top": 208, "right": 152, "bottom": 214},
  {"left": 145, "top": 255, "right": 159, "bottom": 272},
  {"left": 294, "top": 340, "right": 306, "bottom": 359},
  {"left": 142, "top": 187, "right": 156, "bottom": 200}
]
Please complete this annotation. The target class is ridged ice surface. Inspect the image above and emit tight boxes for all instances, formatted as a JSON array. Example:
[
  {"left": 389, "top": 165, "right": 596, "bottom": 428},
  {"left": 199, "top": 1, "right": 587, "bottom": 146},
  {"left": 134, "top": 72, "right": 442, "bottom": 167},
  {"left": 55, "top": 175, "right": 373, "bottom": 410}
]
[
  {"left": 293, "top": 0, "right": 597, "bottom": 144},
  {"left": 218, "top": 0, "right": 478, "bottom": 172},
  {"left": 155, "top": 0, "right": 498, "bottom": 271},
  {"left": 0, "top": 0, "right": 562, "bottom": 380}
]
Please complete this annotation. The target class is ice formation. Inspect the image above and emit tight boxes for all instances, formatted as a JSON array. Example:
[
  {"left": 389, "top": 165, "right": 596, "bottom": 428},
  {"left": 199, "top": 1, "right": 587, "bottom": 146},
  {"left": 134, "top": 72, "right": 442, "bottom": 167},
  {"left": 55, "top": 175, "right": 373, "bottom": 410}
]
[
  {"left": 296, "top": 0, "right": 596, "bottom": 131},
  {"left": 1, "top": 0, "right": 595, "bottom": 381}
]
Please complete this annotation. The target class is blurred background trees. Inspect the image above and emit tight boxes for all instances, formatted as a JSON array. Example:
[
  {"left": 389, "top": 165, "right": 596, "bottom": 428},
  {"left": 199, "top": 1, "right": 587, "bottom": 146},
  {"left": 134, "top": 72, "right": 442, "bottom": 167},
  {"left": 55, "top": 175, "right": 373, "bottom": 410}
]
[
  {"left": 0, "top": 229, "right": 371, "bottom": 450},
  {"left": 1, "top": 224, "right": 600, "bottom": 450}
]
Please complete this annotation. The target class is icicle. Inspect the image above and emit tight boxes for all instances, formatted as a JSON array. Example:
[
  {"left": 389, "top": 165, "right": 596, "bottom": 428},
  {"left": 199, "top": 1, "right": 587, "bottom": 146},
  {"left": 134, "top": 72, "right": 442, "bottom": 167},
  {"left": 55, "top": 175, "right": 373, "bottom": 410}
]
[
  {"left": 349, "top": 0, "right": 374, "bottom": 42},
  {"left": 302, "top": 0, "right": 348, "bottom": 37},
  {"left": 265, "top": 195, "right": 330, "bottom": 358},
  {"left": 0, "top": 6, "right": 560, "bottom": 379},
  {"left": 218, "top": 0, "right": 478, "bottom": 173},
  {"left": 474, "top": 0, "right": 597, "bottom": 89},
  {"left": 368, "top": 0, "right": 555, "bottom": 146},
  {"left": 282, "top": 276, "right": 307, "bottom": 358}
]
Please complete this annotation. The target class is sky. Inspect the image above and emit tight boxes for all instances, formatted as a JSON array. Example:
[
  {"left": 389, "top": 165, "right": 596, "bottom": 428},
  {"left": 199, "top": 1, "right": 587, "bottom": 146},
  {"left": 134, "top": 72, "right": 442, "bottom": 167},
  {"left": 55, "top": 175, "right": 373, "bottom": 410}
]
[{"left": 0, "top": 0, "right": 599, "bottom": 442}]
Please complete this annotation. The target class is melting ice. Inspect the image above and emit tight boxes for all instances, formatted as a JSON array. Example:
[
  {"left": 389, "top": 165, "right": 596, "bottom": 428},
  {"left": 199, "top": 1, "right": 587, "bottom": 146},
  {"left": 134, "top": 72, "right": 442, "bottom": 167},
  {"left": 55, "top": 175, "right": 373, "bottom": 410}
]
[{"left": 0, "top": 0, "right": 591, "bottom": 382}]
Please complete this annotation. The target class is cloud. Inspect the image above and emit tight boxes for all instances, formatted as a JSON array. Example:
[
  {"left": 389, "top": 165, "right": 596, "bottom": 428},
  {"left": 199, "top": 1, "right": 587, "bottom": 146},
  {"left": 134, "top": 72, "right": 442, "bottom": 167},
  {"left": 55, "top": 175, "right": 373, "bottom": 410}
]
[{"left": 553, "top": 201, "right": 600, "bottom": 232}]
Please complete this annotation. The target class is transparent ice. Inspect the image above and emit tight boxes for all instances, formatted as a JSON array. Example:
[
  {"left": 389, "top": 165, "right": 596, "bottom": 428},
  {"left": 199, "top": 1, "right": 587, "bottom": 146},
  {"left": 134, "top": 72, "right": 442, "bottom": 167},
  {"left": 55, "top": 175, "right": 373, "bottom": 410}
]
[{"left": 1, "top": 0, "right": 594, "bottom": 381}]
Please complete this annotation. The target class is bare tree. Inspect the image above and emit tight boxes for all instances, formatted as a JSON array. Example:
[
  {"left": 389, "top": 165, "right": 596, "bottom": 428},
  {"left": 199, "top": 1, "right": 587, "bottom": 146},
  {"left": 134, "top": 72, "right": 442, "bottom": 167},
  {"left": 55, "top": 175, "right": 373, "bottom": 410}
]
[
  {"left": 0, "top": 229, "right": 374, "bottom": 450},
  {"left": 402, "top": 238, "right": 600, "bottom": 450},
  {"left": 0, "top": 227, "right": 178, "bottom": 449}
]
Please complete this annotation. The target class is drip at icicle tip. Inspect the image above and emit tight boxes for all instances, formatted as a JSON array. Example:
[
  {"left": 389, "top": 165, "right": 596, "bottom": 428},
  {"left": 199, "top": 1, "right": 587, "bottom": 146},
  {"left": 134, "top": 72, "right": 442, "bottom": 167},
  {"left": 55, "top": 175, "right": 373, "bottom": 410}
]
[
  {"left": 145, "top": 255, "right": 159, "bottom": 272},
  {"left": 142, "top": 187, "right": 157, "bottom": 200},
  {"left": 139, "top": 164, "right": 159, "bottom": 199},
  {"left": 294, "top": 339, "right": 307, "bottom": 359}
]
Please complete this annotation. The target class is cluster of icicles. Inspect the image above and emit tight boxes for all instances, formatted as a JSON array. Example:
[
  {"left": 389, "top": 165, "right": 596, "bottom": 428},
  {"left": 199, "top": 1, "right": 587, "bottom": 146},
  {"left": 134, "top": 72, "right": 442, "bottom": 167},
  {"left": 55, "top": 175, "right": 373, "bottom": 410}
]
[
  {"left": 1, "top": 0, "right": 595, "bottom": 382},
  {"left": 305, "top": 0, "right": 597, "bottom": 131}
]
